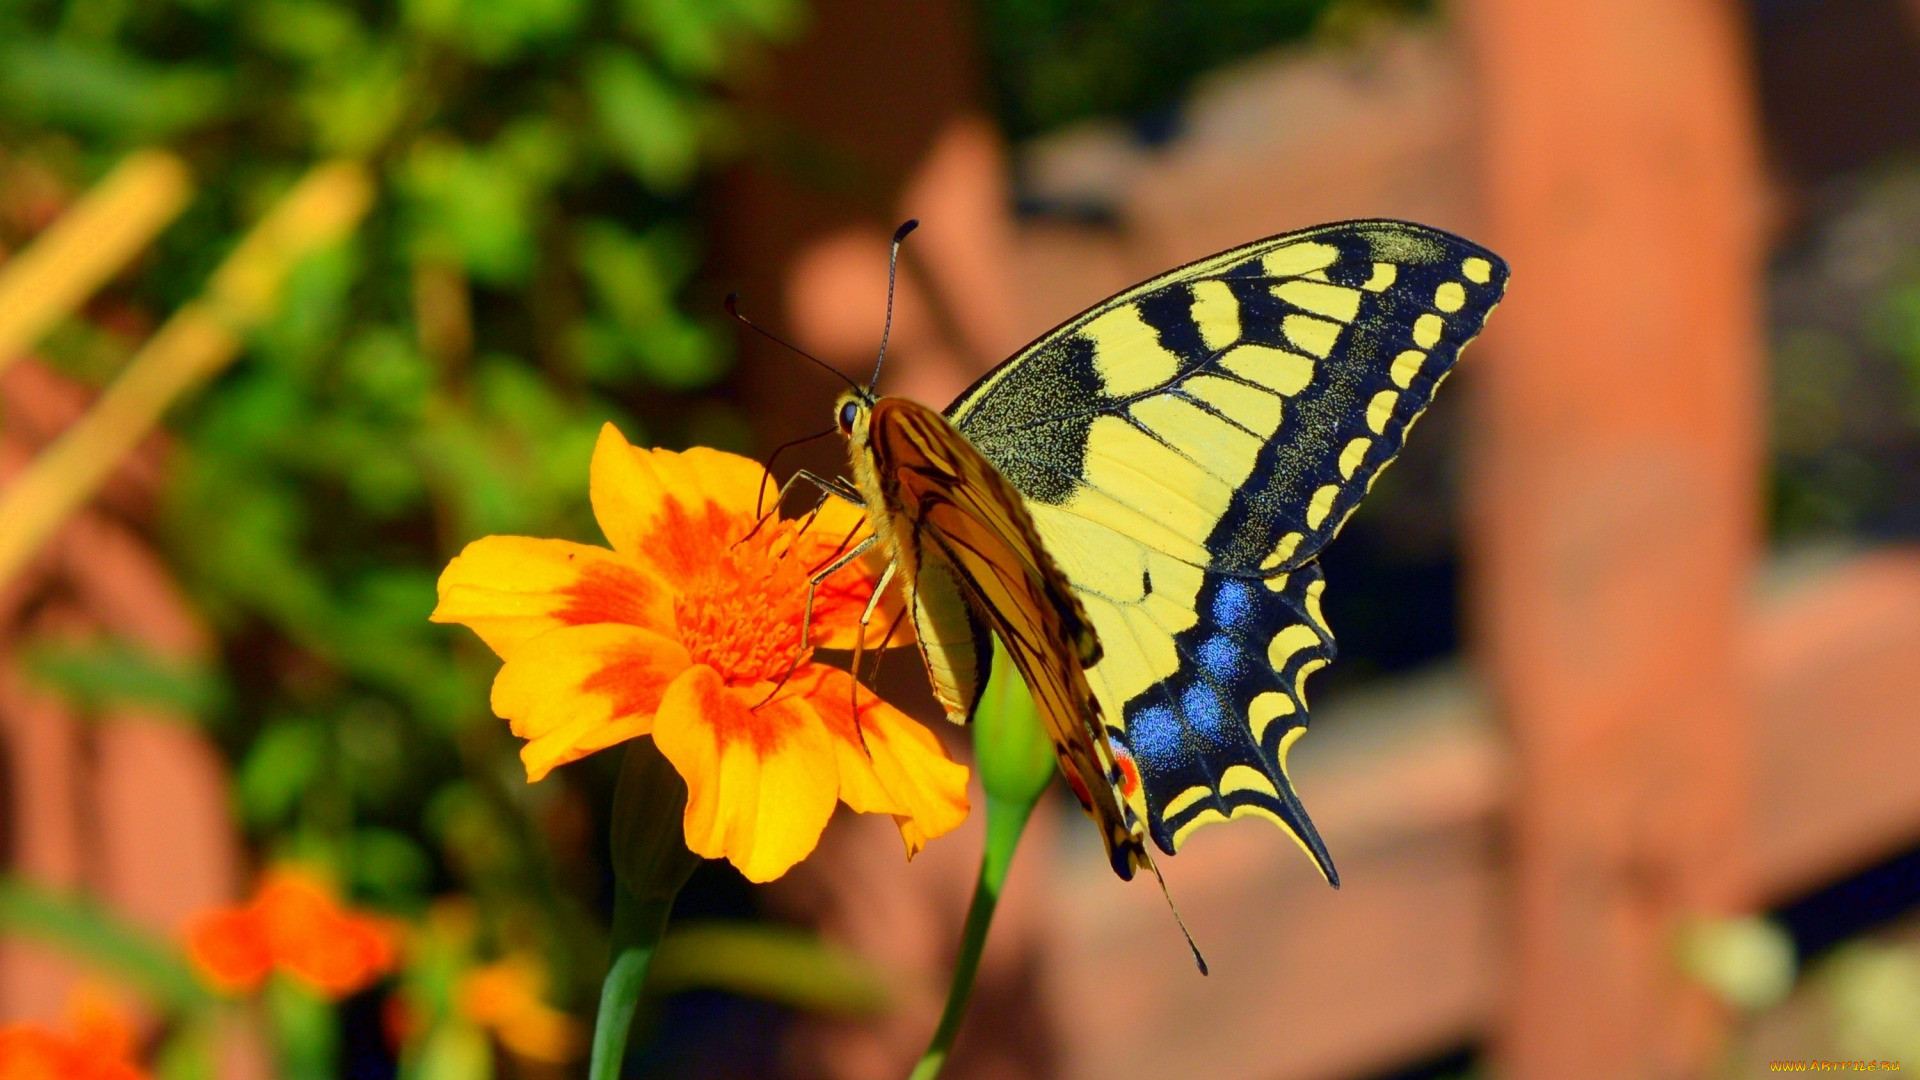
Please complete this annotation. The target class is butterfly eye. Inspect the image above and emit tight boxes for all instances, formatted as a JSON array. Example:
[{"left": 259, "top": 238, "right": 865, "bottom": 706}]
[{"left": 838, "top": 401, "right": 859, "bottom": 432}]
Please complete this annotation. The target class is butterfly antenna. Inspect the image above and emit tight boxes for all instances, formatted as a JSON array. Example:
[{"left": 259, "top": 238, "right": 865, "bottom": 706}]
[
  {"left": 866, "top": 219, "right": 918, "bottom": 396},
  {"left": 1148, "top": 858, "right": 1209, "bottom": 975},
  {"left": 750, "top": 426, "right": 837, "bottom": 522},
  {"left": 726, "top": 293, "right": 864, "bottom": 396}
]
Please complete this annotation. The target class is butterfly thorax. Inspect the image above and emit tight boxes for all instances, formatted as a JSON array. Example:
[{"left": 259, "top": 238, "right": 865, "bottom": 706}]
[
  {"left": 833, "top": 390, "right": 916, "bottom": 588},
  {"left": 841, "top": 393, "right": 1102, "bottom": 667}
]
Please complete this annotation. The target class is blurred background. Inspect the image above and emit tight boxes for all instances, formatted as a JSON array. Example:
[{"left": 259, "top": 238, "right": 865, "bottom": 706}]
[{"left": 1, "top": 0, "right": 1919, "bottom": 1077}]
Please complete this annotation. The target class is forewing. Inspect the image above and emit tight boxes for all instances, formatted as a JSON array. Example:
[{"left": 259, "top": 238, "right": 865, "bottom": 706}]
[
  {"left": 948, "top": 219, "right": 1506, "bottom": 574},
  {"left": 947, "top": 219, "right": 1506, "bottom": 869},
  {"left": 867, "top": 397, "right": 1149, "bottom": 879}
]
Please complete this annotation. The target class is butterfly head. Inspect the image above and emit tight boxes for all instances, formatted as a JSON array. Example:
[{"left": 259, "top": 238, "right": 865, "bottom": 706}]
[{"left": 833, "top": 390, "right": 873, "bottom": 447}]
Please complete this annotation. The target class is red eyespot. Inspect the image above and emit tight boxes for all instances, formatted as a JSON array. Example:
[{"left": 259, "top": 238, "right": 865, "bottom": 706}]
[{"left": 1113, "top": 747, "right": 1142, "bottom": 799}]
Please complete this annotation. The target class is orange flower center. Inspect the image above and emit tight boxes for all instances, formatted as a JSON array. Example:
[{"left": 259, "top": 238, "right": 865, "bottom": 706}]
[{"left": 673, "top": 526, "right": 810, "bottom": 686}]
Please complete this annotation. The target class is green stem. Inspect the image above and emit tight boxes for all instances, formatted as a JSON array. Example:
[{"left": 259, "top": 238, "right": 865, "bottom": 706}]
[
  {"left": 907, "top": 790, "right": 1037, "bottom": 1080},
  {"left": 590, "top": 885, "right": 678, "bottom": 1080}
]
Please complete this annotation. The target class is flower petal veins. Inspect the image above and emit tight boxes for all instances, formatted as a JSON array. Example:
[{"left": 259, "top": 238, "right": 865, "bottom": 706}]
[
  {"left": 590, "top": 426, "right": 770, "bottom": 573},
  {"left": 797, "top": 665, "right": 970, "bottom": 857},
  {"left": 651, "top": 665, "right": 840, "bottom": 883},
  {"left": 431, "top": 535, "right": 673, "bottom": 657},
  {"left": 491, "top": 624, "right": 692, "bottom": 782}
]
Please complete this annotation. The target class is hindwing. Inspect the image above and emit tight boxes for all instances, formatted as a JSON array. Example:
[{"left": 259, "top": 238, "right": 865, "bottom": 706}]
[
  {"left": 908, "top": 557, "right": 993, "bottom": 726},
  {"left": 946, "top": 220, "right": 1508, "bottom": 873}
]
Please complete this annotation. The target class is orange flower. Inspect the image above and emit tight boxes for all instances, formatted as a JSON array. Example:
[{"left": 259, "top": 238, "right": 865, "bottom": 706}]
[
  {"left": 0, "top": 1029, "right": 146, "bottom": 1080},
  {"left": 0, "top": 990, "right": 145, "bottom": 1080},
  {"left": 458, "top": 955, "right": 583, "bottom": 1064},
  {"left": 185, "top": 868, "right": 398, "bottom": 998},
  {"left": 432, "top": 423, "right": 970, "bottom": 882}
]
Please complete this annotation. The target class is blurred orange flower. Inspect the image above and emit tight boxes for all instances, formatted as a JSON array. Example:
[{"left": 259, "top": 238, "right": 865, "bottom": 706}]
[
  {"left": 0, "top": 1028, "right": 145, "bottom": 1080},
  {"left": 0, "top": 987, "right": 145, "bottom": 1080},
  {"left": 432, "top": 423, "right": 970, "bottom": 882},
  {"left": 458, "top": 955, "right": 583, "bottom": 1064},
  {"left": 184, "top": 868, "right": 398, "bottom": 998}
]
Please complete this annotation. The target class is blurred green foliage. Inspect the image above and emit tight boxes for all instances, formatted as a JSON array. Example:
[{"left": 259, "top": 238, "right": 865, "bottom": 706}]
[
  {"left": 0, "top": 0, "right": 798, "bottom": 1067},
  {"left": 976, "top": 0, "right": 1430, "bottom": 140},
  {"left": 1768, "top": 163, "right": 1920, "bottom": 541},
  {"left": 0, "top": 877, "right": 215, "bottom": 1013}
]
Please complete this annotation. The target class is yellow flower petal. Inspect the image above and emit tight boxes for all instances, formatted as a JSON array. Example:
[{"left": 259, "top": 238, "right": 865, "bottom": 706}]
[
  {"left": 431, "top": 536, "right": 673, "bottom": 658},
  {"left": 794, "top": 666, "right": 970, "bottom": 857},
  {"left": 490, "top": 624, "right": 692, "bottom": 782},
  {"left": 588, "top": 424, "right": 774, "bottom": 568},
  {"left": 651, "top": 666, "right": 839, "bottom": 883}
]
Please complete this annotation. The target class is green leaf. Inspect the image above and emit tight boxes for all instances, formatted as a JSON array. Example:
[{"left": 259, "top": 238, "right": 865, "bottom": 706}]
[
  {"left": 267, "top": 976, "right": 339, "bottom": 1080},
  {"left": 649, "top": 921, "right": 891, "bottom": 1017},
  {"left": 401, "top": 137, "right": 540, "bottom": 285},
  {"left": 237, "top": 720, "right": 327, "bottom": 828},
  {"left": 21, "top": 639, "right": 226, "bottom": 718},
  {"left": 401, "top": 0, "right": 588, "bottom": 64},
  {"left": 575, "top": 221, "right": 724, "bottom": 388},
  {"left": 586, "top": 49, "right": 699, "bottom": 192},
  {"left": 301, "top": 44, "right": 411, "bottom": 157},
  {"left": 341, "top": 327, "right": 435, "bottom": 421},
  {"left": 0, "top": 37, "right": 228, "bottom": 140},
  {"left": 242, "top": 0, "right": 367, "bottom": 63},
  {"left": 413, "top": 1021, "right": 494, "bottom": 1080},
  {"left": 350, "top": 828, "right": 434, "bottom": 907},
  {"left": 0, "top": 877, "right": 213, "bottom": 1014},
  {"left": 619, "top": 0, "right": 803, "bottom": 72},
  {"left": 153, "top": 1017, "right": 220, "bottom": 1080},
  {"left": 494, "top": 115, "right": 575, "bottom": 191},
  {"left": 620, "top": 0, "right": 726, "bottom": 77},
  {"left": 252, "top": 241, "right": 360, "bottom": 374}
]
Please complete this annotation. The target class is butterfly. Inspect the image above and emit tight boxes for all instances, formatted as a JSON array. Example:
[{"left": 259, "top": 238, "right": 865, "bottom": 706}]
[{"left": 781, "top": 218, "right": 1506, "bottom": 910}]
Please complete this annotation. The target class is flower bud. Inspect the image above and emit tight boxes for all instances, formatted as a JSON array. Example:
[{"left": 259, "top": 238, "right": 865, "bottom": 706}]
[{"left": 972, "top": 637, "right": 1055, "bottom": 809}]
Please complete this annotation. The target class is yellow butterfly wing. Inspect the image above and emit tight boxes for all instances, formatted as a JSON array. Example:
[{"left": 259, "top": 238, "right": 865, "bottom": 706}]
[{"left": 944, "top": 220, "right": 1509, "bottom": 880}]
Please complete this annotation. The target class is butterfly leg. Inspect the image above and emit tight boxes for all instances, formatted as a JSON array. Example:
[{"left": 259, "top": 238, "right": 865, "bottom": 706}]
[
  {"left": 858, "top": 559, "right": 897, "bottom": 630},
  {"left": 798, "top": 533, "right": 881, "bottom": 653},
  {"left": 847, "top": 558, "right": 900, "bottom": 707},
  {"left": 755, "top": 533, "right": 879, "bottom": 709},
  {"left": 740, "top": 469, "right": 867, "bottom": 546},
  {"left": 790, "top": 469, "right": 865, "bottom": 508},
  {"left": 847, "top": 603, "right": 910, "bottom": 756}
]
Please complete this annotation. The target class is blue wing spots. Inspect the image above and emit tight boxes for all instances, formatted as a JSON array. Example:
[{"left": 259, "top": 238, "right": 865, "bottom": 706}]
[
  {"left": 1195, "top": 633, "right": 1243, "bottom": 681},
  {"left": 1116, "top": 560, "right": 1340, "bottom": 881},
  {"left": 1125, "top": 703, "right": 1182, "bottom": 764},
  {"left": 1180, "top": 683, "right": 1226, "bottom": 737},
  {"left": 1210, "top": 578, "right": 1257, "bottom": 630}
]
